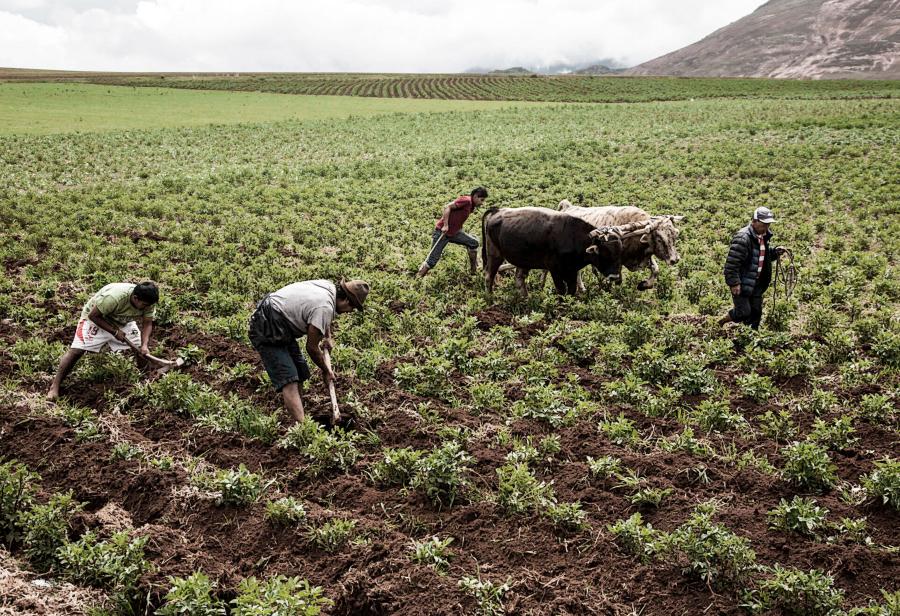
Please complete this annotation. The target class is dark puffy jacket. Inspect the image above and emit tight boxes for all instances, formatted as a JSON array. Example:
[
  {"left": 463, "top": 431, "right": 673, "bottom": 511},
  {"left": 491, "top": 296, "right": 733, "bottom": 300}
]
[{"left": 723, "top": 225, "right": 774, "bottom": 294}]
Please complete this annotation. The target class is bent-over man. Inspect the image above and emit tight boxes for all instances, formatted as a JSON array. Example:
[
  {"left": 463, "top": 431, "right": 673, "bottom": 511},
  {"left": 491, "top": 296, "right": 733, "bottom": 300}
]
[
  {"left": 48, "top": 281, "right": 159, "bottom": 400},
  {"left": 248, "top": 278, "right": 369, "bottom": 423}
]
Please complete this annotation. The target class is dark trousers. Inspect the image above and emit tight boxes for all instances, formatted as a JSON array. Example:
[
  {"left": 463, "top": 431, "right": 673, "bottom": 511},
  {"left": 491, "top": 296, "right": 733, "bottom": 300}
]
[{"left": 730, "top": 291, "right": 764, "bottom": 330}]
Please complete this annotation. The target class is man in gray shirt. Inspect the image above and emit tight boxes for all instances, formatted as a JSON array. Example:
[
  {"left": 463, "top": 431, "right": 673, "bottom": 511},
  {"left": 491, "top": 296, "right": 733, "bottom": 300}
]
[{"left": 249, "top": 279, "right": 370, "bottom": 423}]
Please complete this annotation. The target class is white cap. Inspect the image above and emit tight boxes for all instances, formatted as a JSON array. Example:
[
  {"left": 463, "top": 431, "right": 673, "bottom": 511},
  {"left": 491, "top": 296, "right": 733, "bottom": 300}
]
[{"left": 753, "top": 207, "right": 775, "bottom": 223}]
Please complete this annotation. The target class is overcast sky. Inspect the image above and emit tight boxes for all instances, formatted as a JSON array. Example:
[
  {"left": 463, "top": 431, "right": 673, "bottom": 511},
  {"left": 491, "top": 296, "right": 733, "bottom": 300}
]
[{"left": 1, "top": 0, "right": 765, "bottom": 72}]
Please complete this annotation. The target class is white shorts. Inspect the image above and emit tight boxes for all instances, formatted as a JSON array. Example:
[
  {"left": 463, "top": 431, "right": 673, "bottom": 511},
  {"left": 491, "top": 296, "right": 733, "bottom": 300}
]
[{"left": 71, "top": 319, "right": 141, "bottom": 353}]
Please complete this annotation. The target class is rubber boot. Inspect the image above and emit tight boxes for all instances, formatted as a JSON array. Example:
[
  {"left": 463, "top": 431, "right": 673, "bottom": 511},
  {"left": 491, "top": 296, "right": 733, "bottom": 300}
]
[
  {"left": 416, "top": 262, "right": 431, "bottom": 278},
  {"left": 467, "top": 249, "right": 478, "bottom": 275}
]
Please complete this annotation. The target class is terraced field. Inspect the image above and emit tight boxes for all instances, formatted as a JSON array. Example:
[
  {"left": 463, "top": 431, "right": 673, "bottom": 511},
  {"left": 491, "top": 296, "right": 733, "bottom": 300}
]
[{"left": 0, "top": 83, "right": 898, "bottom": 615}]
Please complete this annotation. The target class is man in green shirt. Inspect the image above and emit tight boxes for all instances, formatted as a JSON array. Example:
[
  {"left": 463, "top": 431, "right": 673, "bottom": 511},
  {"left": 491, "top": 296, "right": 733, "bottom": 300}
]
[{"left": 47, "top": 282, "right": 160, "bottom": 401}]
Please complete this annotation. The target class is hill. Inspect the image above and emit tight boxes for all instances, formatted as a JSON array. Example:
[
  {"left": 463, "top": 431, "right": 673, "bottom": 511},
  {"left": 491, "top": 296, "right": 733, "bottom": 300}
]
[{"left": 628, "top": 0, "right": 900, "bottom": 79}]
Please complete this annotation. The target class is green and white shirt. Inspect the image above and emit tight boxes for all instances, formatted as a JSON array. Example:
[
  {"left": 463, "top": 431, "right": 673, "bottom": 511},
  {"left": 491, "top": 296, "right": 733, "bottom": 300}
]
[{"left": 79, "top": 283, "right": 156, "bottom": 327}]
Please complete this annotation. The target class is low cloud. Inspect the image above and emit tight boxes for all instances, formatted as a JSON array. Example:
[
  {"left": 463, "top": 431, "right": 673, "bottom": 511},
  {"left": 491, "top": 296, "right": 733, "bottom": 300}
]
[{"left": 0, "top": 0, "right": 765, "bottom": 72}]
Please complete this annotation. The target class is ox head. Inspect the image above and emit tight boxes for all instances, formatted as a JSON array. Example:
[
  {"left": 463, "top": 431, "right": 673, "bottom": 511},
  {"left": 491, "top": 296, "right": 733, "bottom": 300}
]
[
  {"left": 585, "top": 235, "right": 623, "bottom": 282},
  {"left": 646, "top": 215, "right": 684, "bottom": 266}
]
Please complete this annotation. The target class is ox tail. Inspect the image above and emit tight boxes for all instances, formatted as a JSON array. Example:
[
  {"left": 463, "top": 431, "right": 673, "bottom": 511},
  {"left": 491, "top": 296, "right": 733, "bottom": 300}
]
[{"left": 481, "top": 207, "right": 499, "bottom": 266}]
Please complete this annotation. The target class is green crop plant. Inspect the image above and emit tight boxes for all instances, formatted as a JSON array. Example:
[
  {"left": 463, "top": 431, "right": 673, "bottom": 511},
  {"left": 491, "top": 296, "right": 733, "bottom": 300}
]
[
  {"left": 411, "top": 441, "right": 473, "bottom": 509},
  {"left": 279, "top": 419, "right": 361, "bottom": 476},
  {"left": 10, "top": 338, "right": 66, "bottom": 377},
  {"left": 586, "top": 455, "right": 624, "bottom": 481},
  {"left": 737, "top": 373, "right": 777, "bottom": 403},
  {"left": 458, "top": 575, "right": 511, "bottom": 616},
  {"left": 496, "top": 463, "right": 554, "bottom": 515},
  {"left": 767, "top": 496, "right": 829, "bottom": 538},
  {"left": 780, "top": 441, "right": 838, "bottom": 492},
  {"left": 194, "top": 465, "right": 271, "bottom": 506},
  {"left": 805, "top": 388, "right": 838, "bottom": 416},
  {"left": 265, "top": 497, "right": 307, "bottom": 525},
  {"left": 657, "top": 427, "right": 713, "bottom": 457},
  {"left": 21, "top": 491, "right": 83, "bottom": 572},
  {"left": 628, "top": 486, "right": 673, "bottom": 509},
  {"left": 110, "top": 442, "right": 144, "bottom": 462},
  {"left": 758, "top": 410, "right": 797, "bottom": 443},
  {"left": 232, "top": 575, "right": 331, "bottom": 615},
  {"left": 602, "top": 373, "right": 651, "bottom": 408},
  {"left": 0, "top": 460, "right": 38, "bottom": 544},
  {"left": 512, "top": 384, "right": 573, "bottom": 427},
  {"left": 770, "top": 344, "right": 820, "bottom": 380},
  {"left": 858, "top": 394, "right": 896, "bottom": 423},
  {"left": 409, "top": 535, "right": 454, "bottom": 574},
  {"left": 832, "top": 517, "right": 872, "bottom": 546},
  {"left": 599, "top": 413, "right": 641, "bottom": 447},
  {"left": 861, "top": 457, "right": 900, "bottom": 510},
  {"left": 57, "top": 531, "right": 150, "bottom": 597},
  {"left": 660, "top": 506, "right": 756, "bottom": 589},
  {"left": 607, "top": 513, "right": 660, "bottom": 562},
  {"left": 846, "top": 590, "right": 900, "bottom": 616},
  {"left": 368, "top": 447, "right": 424, "bottom": 487},
  {"left": 691, "top": 399, "right": 746, "bottom": 434},
  {"left": 544, "top": 501, "right": 589, "bottom": 533},
  {"left": 468, "top": 381, "right": 506, "bottom": 414},
  {"left": 746, "top": 565, "right": 844, "bottom": 616},
  {"left": 808, "top": 416, "right": 858, "bottom": 451},
  {"left": 674, "top": 363, "right": 718, "bottom": 396},
  {"left": 157, "top": 571, "right": 227, "bottom": 616},
  {"left": 306, "top": 518, "right": 357, "bottom": 552}
]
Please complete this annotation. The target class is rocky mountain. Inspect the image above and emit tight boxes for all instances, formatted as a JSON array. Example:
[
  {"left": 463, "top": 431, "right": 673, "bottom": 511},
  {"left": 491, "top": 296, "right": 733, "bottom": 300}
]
[{"left": 628, "top": 0, "right": 900, "bottom": 79}]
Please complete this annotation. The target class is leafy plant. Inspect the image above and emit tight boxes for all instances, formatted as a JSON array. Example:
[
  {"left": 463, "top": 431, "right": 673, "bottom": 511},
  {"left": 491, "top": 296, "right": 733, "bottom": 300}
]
[
  {"left": 628, "top": 486, "right": 673, "bottom": 509},
  {"left": 780, "top": 441, "right": 837, "bottom": 492},
  {"left": 21, "top": 491, "right": 83, "bottom": 572},
  {"left": 607, "top": 513, "right": 659, "bottom": 562},
  {"left": 586, "top": 455, "right": 623, "bottom": 480},
  {"left": 265, "top": 497, "right": 307, "bottom": 525},
  {"left": 57, "top": 531, "right": 150, "bottom": 594},
  {"left": 496, "top": 463, "right": 554, "bottom": 515},
  {"left": 748, "top": 565, "right": 844, "bottom": 616},
  {"left": 599, "top": 413, "right": 640, "bottom": 447},
  {"left": 232, "top": 575, "right": 331, "bottom": 616},
  {"left": 458, "top": 575, "right": 511, "bottom": 616},
  {"left": 767, "top": 496, "right": 829, "bottom": 537},
  {"left": 758, "top": 409, "right": 797, "bottom": 443},
  {"left": 411, "top": 441, "right": 473, "bottom": 509},
  {"left": 861, "top": 457, "right": 900, "bottom": 510},
  {"left": 0, "top": 459, "right": 38, "bottom": 544},
  {"left": 369, "top": 447, "right": 424, "bottom": 487},
  {"left": 808, "top": 415, "right": 858, "bottom": 451},
  {"left": 737, "top": 373, "right": 777, "bottom": 403},
  {"left": 409, "top": 535, "right": 454, "bottom": 573},
  {"left": 157, "top": 571, "right": 227, "bottom": 616},
  {"left": 544, "top": 501, "right": 589, "bottom": 533},
  {"left": 195, "top": 465, "right": 270, "bottom": 506},
  {"left": 691, "top": 399, "right": 746, "bottom": 434},
  {"left": 306, "top": 518, "right": 357, "bottom": 552}
]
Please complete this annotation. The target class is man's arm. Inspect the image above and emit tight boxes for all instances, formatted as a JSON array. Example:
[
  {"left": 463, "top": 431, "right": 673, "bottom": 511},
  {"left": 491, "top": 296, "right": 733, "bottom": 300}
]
[
  {"left": 139, "top": 317, "right": 154, "bottom": 355},
  {"left": 306, "top": 325, "right": 335, "bottom": 381},
  {"left": 723, "top": 232, "right": 749, "bottom": 293},
  {"left": 440, "top": 201, "right": 453, "bottom": 233},
  {"left": 88, "top": 306, "right": 126, "bottom": 340}
]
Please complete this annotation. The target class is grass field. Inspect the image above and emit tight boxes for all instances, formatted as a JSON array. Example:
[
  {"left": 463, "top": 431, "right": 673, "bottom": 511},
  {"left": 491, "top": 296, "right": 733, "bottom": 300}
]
[
  {"left": 0, "top": 82, "right": 550, "bottom": 134},
  {"left": 0, "top": 81, "right": 898, "bottom": 615}
]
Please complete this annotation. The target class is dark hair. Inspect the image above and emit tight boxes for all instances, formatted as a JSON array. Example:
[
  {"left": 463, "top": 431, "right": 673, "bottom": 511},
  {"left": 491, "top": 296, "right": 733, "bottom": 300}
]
[
  {"left": 335, "top": 284, "right": 348, "bottom": 302},
  {"left": 133, "top": 281, "right": 159, "bottom": 305},
  {"left": 471, "top": 186, "right": 488, "bottom": 199}
]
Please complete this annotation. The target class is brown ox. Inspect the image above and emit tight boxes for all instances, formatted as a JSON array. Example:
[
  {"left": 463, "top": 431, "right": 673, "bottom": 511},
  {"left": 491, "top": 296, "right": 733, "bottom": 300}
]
[{"left": 482, "top": 207, "right": 623, "bottom": 298}]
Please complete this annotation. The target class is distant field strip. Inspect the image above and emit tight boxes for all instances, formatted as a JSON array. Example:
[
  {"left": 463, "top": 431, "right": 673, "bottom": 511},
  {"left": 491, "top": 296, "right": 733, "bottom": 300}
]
[
  {"left": 2, "top": 69, "right": 899, "bottom": 103},
  {"left": 71, "top": 73, "right": 900, "bottom": 102},
  {"left": 0, "top": 83, "right": 553, "bottom": 134}
]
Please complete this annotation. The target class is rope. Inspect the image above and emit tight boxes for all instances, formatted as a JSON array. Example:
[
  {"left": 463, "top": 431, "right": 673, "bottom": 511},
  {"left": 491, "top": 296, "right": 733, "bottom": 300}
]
[{"left": 771, "top": 247, "right": 797, "bottom": 309}]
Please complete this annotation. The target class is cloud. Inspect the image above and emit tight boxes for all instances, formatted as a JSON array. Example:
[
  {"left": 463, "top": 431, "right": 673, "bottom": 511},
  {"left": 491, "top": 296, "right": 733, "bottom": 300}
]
[{"left": 0, "top": 0, "right": 765, "bottom": 72}]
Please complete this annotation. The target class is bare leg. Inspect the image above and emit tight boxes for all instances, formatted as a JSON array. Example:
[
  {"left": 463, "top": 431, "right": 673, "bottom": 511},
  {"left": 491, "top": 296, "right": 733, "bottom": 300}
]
[
  {"left": 47, "top": 348, "right": 85, "bottom": 400},
  {"left": 281, "top": 382, "right": 305, "bottom": 423},
  {"left": 515, "top": 268, "right": 530, "bottom": 298}
]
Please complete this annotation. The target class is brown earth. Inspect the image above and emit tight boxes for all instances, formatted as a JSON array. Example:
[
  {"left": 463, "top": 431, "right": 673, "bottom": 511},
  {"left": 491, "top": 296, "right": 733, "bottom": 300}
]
[{"left": 0, "top": 316, "right": 897, "bottom": 614}]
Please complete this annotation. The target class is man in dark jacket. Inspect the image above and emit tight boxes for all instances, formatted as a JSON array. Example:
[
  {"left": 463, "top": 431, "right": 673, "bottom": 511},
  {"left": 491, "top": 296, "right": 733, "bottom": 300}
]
[{"left": 720, "top": 207, "right": 785, "bottom": 329}]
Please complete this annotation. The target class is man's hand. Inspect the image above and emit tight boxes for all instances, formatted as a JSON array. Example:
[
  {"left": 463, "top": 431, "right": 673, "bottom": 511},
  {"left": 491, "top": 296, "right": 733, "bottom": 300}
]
[
  {"left": 730, "top": 284, "right": 742, "bottom": 296},
  {"left": 114, "top": 328, "right": 127, "bottom": 342},
  {"left": 324, "top": 368, "right": 337, "bottom": 383},
  {"left": 441, "top": 224, "right": 449, "bottom": 234},
  {"left": 773, "top": 246, "right": 787, "bottom": 258},
  {"left": 139, "top": 343, "right": 150, "bottom": 356}
]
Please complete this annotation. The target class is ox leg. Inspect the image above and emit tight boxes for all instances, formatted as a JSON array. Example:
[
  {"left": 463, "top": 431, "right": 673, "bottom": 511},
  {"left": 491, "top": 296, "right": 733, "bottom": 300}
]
[
  {"left": 564, "top": 271, "right": 580, "bottom": 296},
  {"left": 515, "top": 268, "right": 529, "bottom": 298},
  {"left": 550, "top": 270, "right": 567, "bottom": 295},
  {"left": 637, "top": 257, "right": 658, "bottom": 291},
  {"left": 484, "top": 255, "right": 502, "bottom": 298}
]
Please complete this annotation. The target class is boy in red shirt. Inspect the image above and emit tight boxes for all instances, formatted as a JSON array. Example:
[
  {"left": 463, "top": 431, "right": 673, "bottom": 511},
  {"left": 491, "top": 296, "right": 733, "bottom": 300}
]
[{"left": 417, "top": 187, "right": 488, "bottom": 277}]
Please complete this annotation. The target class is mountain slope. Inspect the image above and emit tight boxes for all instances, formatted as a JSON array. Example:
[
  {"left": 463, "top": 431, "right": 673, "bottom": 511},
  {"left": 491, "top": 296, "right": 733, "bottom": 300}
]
[{"left": 628, "top": 0, "right": 900, "bottom": 79}]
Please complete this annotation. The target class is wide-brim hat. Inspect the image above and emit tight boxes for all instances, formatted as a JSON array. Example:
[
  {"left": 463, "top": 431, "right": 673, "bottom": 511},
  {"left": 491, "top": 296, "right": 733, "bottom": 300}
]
[{"left": 339, "top": 279, "right": 370, "bottom": 311}]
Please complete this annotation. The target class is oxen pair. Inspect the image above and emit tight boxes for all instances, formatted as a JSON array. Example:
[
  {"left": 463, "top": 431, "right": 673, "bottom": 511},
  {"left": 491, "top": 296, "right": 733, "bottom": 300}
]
[{"left": 482, "top": 200, "right": 683, "bottom": 297}]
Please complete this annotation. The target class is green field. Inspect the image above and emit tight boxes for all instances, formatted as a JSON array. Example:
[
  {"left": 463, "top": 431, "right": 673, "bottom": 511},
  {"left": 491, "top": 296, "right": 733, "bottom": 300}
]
[
  {"left": 0, "top": 82, "right": 898, "bottom": 614},
  {"left": 0, "top": 83, "right": 551, "bottom": 134}
]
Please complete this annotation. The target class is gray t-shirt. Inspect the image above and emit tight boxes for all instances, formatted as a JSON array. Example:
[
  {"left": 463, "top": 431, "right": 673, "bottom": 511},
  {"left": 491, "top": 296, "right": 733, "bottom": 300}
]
[{"left": 268, "top": 280, "right": 336, "bottom": 337}]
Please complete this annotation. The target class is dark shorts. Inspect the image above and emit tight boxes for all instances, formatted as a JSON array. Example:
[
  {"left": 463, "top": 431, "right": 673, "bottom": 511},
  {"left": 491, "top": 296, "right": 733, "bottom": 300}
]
[
  {"left": 253, "top": 339, "right": 311, "bottom": 392},
  {"left": 249, "top": 299, "right": 311, "bottom": 392}
]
